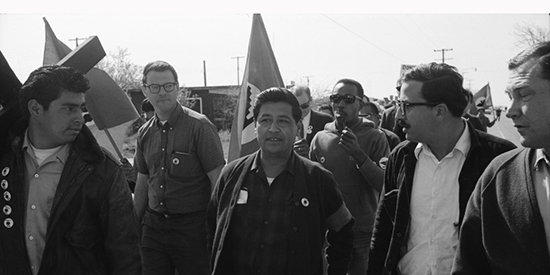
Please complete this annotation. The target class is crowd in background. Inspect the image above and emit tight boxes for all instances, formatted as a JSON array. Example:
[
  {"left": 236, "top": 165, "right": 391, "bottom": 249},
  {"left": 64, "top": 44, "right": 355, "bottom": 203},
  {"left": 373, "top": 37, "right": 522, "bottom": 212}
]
[{"left": 1, "top": 40, "right": 550, "bottom": 275}]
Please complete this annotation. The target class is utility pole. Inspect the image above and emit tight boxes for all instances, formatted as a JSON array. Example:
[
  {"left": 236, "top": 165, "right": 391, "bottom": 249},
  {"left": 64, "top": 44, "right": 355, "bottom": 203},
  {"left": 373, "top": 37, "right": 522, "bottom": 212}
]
[
  {"left": 461, "top": 67, "right": 477, "bottom": 90},
  {"left": 231, "top": 56, "right": 245, "bottom": 86},
  {"left": 434, "top": 48, "right": 453, "bottom": 63},
  {"left": 69, "top": 37, "right": 87, "bottom": 47},
  {"left": 203, "top": 60, "right": 207, "bottom": 87}
]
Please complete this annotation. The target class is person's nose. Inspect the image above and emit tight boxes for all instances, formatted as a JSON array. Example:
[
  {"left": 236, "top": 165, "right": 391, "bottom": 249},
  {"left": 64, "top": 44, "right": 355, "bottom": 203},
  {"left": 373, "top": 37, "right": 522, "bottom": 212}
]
[{"left": 506, "top": 98, "right": 520, "bottom": 119}]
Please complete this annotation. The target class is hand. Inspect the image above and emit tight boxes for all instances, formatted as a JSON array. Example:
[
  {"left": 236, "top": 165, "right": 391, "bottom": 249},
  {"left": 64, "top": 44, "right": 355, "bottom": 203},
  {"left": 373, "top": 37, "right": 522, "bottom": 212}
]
[
  {"left": 120, "top": 158, "right": 137, "bottom": 183},
  {"left": 293, "top": 138, "right": 310, "bottom": 158},
  {"left": 339, "top": 128, "right": 365, "bottom": 163}
]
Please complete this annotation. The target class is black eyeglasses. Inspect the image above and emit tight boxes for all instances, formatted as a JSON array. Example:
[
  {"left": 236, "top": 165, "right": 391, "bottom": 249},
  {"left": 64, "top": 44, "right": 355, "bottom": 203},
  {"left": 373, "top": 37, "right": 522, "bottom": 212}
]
[
  {"left": 395, "top": 100, "right": 441, "bottom": 116},
  {"left": 329, "top": 94, "right": 363, "bottom": 104},
  {"left": 299, "top": 102, "right": 310, "bottom": 109},
  {"left": 143, "top": 82, "right": 178, "bottom": 94}
]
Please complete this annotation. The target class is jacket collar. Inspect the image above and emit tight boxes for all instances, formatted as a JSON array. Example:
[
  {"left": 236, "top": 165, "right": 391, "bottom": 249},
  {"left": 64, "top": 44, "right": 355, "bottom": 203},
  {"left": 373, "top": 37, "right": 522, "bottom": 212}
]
[{"left": 7, "top": 118, "right": 105, "bottom": 164}]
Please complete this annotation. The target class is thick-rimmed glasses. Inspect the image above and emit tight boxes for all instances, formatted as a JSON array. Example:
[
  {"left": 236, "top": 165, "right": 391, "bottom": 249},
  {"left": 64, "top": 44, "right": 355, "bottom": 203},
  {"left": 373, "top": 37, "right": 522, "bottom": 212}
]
[
  {"left": 395, "top": 100, "right": 441, "bottom": 116},
  {"left": 299, "top": 102, "right": 310, "bottom": 110},
  {"left": 143, "top": 82, "right": 178, "bottom": 94},
  {"left": 329, "top": 94, "right": 363, "bottom": 104}
]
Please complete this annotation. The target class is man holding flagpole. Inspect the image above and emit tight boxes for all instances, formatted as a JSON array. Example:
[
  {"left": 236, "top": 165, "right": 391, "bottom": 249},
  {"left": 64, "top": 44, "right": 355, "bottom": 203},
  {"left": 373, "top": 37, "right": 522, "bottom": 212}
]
[
  {"left": 133, "top": 60, "right": 225, "bottom": 275},
  {"left": 0, "top": 65, "right": 141, "bottom": 274}
]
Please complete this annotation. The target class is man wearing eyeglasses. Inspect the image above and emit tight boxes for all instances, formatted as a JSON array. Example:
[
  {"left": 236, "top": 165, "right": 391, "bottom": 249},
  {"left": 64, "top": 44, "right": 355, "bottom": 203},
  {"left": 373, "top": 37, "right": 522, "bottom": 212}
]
[
  {"left": 290, "top": 85, "right": 333, "bottom": 158},
  {"left": 368, "top": 63, "right": 515, "bottom": 275},
  {"left": 133, "top": 60, "right": 226, "bottom": 275},
  {"left": 310, "top": 78, "right": 390, "bottom": 275}
]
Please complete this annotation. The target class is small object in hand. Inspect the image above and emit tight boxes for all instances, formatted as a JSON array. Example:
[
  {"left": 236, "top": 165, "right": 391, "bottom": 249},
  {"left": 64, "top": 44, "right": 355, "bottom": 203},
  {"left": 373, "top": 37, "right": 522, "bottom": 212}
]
[{"left": 336, "top": 115, "right": 346, "bottom": 133}]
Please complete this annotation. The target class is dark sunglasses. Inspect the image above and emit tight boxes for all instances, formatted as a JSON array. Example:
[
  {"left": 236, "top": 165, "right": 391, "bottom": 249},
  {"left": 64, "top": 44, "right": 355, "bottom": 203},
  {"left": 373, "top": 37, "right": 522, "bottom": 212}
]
[{"left": 329, "top": 94, "right": 363, "bottom": 104}]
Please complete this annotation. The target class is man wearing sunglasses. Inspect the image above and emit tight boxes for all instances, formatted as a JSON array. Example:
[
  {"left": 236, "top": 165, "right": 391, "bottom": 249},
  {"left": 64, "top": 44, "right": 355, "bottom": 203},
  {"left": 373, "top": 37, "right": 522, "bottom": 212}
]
[
  {"left": 310, "top": 78, "right": 390, "bottom": 275},
  {"left": 133, "top": 60, "right": 226, "bottom": 275},
  {"left": 368, "top": 63, "right": 515, "bottom": 275},
  {"left": 290, "top": 85, "right": 333, "bottom": 158}
]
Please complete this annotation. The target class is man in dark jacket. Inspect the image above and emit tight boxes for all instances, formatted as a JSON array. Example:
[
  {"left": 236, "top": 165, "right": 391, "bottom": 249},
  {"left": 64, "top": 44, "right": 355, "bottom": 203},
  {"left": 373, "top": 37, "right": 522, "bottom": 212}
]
[
  {"left": 207, "top": 87, "right": 354, "bottom": 275},
  {"left": 290, "top": 85, "right": 333, "bottom": 158},
  {"left": 452, "top": 41, "right": 550, "bottom": 275},
  {"left": 0, "top": 65, "right": 141, "bottom": 274},
  {"left": 368, "top": 63, "right": 516, "bottom": 275}
]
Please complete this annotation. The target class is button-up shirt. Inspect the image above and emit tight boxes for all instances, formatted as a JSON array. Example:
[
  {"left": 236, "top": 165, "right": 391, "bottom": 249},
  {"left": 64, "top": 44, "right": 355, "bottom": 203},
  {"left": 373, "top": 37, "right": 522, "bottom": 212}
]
[
  {"left": 135, "top": 105, "right": 225, "bottom": 214},
  {"left": 229, "top": 153, "right": 294, "bottom": 275},
  {"left": 398, "top": 124, "right": 470, "bottom": 275},
  {"left": 533, "top": 149, "right": 550, "bottom": 256},
  {"left": 23, "top": 131, "right": 70, "bottom": 275}
]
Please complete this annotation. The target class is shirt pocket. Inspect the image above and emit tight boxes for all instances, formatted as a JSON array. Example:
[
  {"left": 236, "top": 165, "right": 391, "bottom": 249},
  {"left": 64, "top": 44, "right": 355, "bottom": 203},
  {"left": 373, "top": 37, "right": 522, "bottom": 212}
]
[{"left": 169, "top": 151, "right": 202, "bottom": 179}]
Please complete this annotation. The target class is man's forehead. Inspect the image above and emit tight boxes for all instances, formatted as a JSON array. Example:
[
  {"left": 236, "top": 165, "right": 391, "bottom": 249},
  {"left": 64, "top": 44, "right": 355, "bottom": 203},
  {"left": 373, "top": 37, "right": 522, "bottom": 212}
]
[
  {"left": 145, "top": 70, "right": 176, "bottom": 82},
  {"left": 55, "top": 90, "right": 85, "bottom": 104},
  {"left": 333, "top": 83, "right": 358, "bottom": 95},
  {"left": 294, "top": 92, "right": 310, "bottom": 104},
  {"left": 259, "top": 101, "right": 292, "bottom": 114},
  {"left": 400, "top": 80, "right": 423, "bottom": 98},
  {"left": 507, "top": 58, "right": 543, "bottom": 90}
]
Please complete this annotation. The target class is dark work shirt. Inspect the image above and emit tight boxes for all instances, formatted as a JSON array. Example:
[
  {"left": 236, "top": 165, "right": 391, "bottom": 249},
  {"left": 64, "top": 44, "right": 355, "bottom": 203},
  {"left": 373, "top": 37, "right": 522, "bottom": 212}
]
[
  {"left": 135, "top": 105, "right": 225, "bottom": 214},
  {"left": 229, "top": 155, "right": 295, "bottom": 275}
]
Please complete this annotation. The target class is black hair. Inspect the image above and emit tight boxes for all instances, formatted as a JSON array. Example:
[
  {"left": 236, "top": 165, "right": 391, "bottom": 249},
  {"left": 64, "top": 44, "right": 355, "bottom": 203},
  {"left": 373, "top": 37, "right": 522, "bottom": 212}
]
[
  {"left": 334, "top": 78, "right": 364, "bottom": 98},
  {"left": 402, "top": 62, "right": 468, "bottom": 117},
  {"left": 509, "top": 41, "right": 550, "bottom": 81},
  {"left": 253, "top": 87, "right": 302, "bottom": 123},
  {"left": 19, "top": 65, "right": 89, "bottom": 119}
]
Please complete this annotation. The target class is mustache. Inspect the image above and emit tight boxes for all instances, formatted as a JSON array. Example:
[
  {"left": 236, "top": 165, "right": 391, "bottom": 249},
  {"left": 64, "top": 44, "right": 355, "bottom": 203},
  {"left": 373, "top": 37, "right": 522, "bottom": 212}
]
[{"left": 397, "top": 119, "right": 410, "bottom": 128}]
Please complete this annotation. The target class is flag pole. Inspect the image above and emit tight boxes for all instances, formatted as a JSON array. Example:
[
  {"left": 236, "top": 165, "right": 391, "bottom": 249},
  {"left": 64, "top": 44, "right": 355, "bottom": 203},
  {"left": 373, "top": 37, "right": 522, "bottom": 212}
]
[{"left": 104, "top": 128, "right": 124, "bottom": 160}]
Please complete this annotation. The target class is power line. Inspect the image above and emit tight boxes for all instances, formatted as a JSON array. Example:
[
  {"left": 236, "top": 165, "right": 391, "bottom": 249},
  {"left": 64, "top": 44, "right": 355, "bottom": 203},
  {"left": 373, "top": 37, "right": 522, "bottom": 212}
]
[
  {"left": 321, "top": 14, "right": 406, "bottom": 63},
  {"left": 406, "top": 15, "right": 439, "bottom": 48}
]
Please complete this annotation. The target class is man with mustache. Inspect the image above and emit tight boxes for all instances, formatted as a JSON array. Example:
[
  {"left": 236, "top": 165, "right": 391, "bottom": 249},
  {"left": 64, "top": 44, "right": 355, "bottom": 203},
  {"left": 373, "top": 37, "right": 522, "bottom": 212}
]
[
  {"left": 368, "top": 63, "right": 515, "bottom": 275},
  {"left": 0, "top": 65, "right": 141, "bottom": 274},
  {"left": 207, "top": 87, "right": 354, "bottom": 275},
  {"left": 310, "top": 78, "right": 390, "bottom": 274},
  {"left": 452, "top": 41, "right": 550, "bottom": 274}
]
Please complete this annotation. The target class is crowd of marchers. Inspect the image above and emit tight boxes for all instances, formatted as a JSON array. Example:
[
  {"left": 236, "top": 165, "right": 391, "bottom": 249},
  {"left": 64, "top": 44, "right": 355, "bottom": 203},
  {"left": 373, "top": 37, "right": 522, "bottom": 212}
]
[{"left": 1, "top": 41, "right": 550, "bottom": 275}]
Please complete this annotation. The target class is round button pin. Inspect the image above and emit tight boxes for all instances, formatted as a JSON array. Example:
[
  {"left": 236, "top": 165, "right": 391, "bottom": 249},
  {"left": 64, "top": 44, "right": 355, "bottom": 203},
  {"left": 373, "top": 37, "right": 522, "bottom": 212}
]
[
  {"left": 172, "top": 158, "right": 180, "bottom": 165},
  {"left": 1, "top": 180, "right": 7, "bottom": 190},
  {"left": 320, "top": 157, "right": 325, "bottom": 163},
  {"left": 1, "top": 167, "right": 9, "bottom": 177},
  {"left": 3, "top": 205, "right": 11, "bottom": 215},
  {"left": 3, "top": 191, "right": 11, "bottom": 202},
  {"left": 4, "top": 218, "right": 13, "bottom": 228},
  {"left": 301, "top": 198, "right": 309, "bottom": 207}
]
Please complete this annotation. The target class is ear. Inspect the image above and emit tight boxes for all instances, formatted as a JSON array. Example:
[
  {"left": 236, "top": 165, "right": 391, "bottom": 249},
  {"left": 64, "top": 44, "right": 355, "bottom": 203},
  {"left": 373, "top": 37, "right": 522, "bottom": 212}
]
[
  {"left": 435, "top": 103, "right": 448, "bottom": 120},
  {"left": 27, "top": 99, "right": 42, "bottom": 116},
  {"left": 141, "top": 85, "right": 148, "bottom": 96}
]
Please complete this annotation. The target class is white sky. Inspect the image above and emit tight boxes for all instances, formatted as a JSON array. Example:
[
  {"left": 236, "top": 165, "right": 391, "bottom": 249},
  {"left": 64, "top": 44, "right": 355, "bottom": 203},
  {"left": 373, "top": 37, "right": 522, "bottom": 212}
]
[{"left": 1, "top": 2, "right": 549, "bottom": 107}]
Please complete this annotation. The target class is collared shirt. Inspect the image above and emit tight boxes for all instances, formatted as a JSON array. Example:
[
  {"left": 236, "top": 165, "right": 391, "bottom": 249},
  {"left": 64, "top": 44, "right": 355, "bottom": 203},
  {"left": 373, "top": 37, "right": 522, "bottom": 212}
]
[
  {"left": 229, "top": 152, "right": 294, "bottom": 275},
  {"left": 22, "top": 131, "right": 70, "bottom": 275},
  {"left": 398, "top": 123, "right": 470, "bottom": 275},
  {"left": 533, "top": 149, "right": 550, "bottom": 256},
  {"left": 135, "top": 105, "right": 225, "bottom": 214}
]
